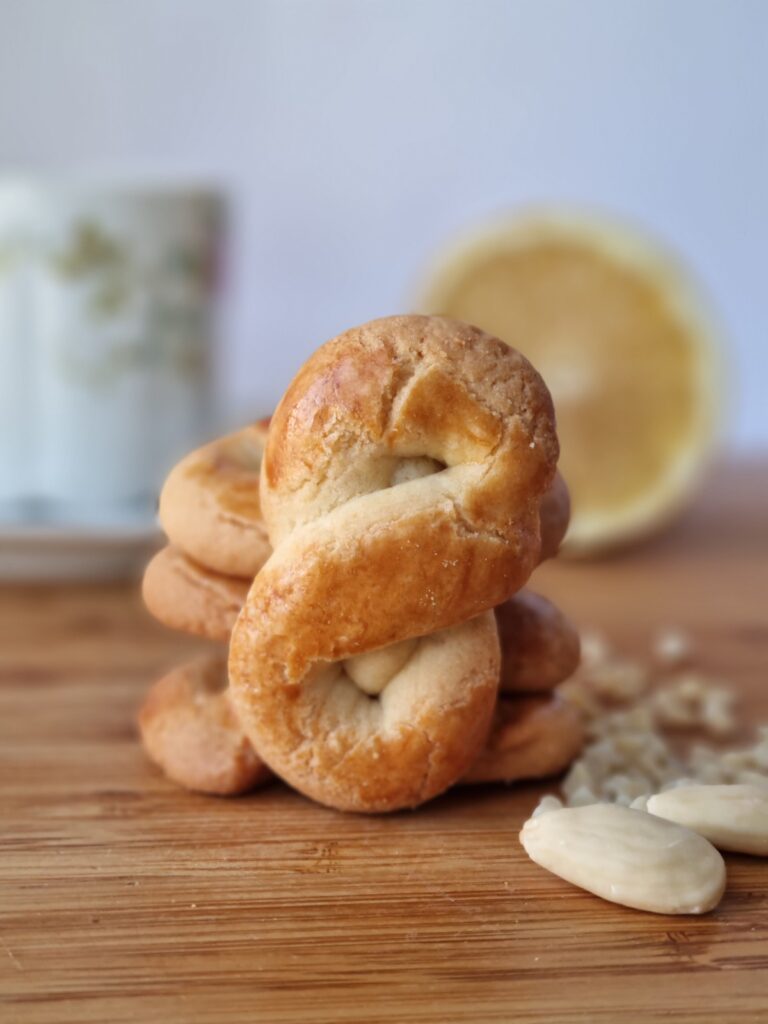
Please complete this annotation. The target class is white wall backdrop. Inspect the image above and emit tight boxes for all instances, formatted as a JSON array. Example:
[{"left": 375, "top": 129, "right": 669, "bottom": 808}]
[{"left": 1, "top": 0, "right": 766, "bottom": 448}]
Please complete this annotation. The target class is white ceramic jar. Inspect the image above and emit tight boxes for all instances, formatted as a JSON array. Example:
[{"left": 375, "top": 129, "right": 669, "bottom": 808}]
[
  {"left": 0, "top": 180, "right": 223, "bottom": 524},
  {"left": 0, "top": 183, "right": 36, "bottom": 512}
]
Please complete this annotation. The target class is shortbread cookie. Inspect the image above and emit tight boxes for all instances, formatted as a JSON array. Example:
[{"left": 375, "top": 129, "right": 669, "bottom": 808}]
[
  {"left": 159, "top": 420, "right": 271, "bottom": 577},
  {"left": 138, "top": 655, "right": 271, "bottom": 795},
  {"left": 497, "top": 591, "right": 580, "bottom": 693},
  {"left": 464, "top": 694, "right": 584, "bottom": 784},
  {"left": 142, "top": 545, "right": 249, "bottom": 642},
  {"left": 539, "top": 472, "right": 570, "bottom": 560}
]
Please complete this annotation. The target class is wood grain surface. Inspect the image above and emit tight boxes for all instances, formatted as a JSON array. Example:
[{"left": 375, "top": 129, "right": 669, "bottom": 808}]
[{"left": 2, "top": 463, "right": 767, "bottom": 1023}]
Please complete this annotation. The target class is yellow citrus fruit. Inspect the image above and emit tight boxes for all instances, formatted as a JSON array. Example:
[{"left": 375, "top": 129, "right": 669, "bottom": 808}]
[{"left": 417, "top": 211, "right": 723, "bottom": 554}]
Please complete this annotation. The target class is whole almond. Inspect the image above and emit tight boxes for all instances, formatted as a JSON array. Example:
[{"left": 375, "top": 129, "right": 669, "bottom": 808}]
[
  {"left": 647, "top": 784, "right": 768, "bottom": 856},
  {"left": 520, "top": 803, "right": 725, "bottom": 914}
]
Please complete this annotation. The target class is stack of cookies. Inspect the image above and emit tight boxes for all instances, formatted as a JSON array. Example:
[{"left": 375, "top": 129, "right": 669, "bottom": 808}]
[{"left": 139, "top": 315, "right": 584, "bottom": 812}]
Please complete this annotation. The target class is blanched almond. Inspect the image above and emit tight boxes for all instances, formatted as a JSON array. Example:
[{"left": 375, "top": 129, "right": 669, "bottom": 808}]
[
  {"left": 520, "top": 803, "right": 725, "bottom": 914},
  {"left": 647, "top": 784, "right": 768, "bottom": 856}
]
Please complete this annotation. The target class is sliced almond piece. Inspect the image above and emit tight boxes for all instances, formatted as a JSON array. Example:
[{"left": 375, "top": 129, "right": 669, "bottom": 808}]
[
  {"left": 647, "top": 784, "right": 768, "bottom": 856},
  {"left": 520, "top": 803, "right": 725, "bottom": 914}
]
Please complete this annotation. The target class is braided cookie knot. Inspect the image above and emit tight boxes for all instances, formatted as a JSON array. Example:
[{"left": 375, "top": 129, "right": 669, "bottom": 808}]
[{"left": 229, "top": 315, "right": 559, "bottom": 811}]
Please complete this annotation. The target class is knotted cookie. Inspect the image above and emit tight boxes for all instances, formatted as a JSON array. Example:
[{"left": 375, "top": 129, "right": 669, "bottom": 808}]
[{"left": 139, "top": 315, "right": 583, "bottom": 810}]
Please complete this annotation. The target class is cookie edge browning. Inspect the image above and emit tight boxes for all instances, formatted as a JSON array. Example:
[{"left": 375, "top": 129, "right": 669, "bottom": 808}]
[
  {"left": 539, "top": 472, "right": 571, "bottom": 560},
  {"left": 142, "top": 545, "right": 250, "bottom": 642},
  {"left": 463, "top": 693, "right": 585, "bottom": 784},
  {"left": 496, "top": 591, "right": 581, "bottom": 693},
  {"left": 159, "top": 421, "right": 272, "bottom": 578},
  {"left": 138, "top": 656, "right": 271, "bottom": 796}
]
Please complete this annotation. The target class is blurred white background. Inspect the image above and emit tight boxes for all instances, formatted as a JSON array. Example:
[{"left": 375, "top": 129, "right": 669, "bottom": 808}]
[{"left": 1, "top": 0, "right": 766, "bottom": 449}]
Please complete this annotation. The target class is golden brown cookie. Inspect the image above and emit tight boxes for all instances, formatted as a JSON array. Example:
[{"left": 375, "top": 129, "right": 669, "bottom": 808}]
[
  {"left": 496, "top": 590, "right": 581, "bottom": 693},
  {"left": 162, "top": 417, "right": 566, "bottom": 582},
  {"left": 137, "top": 673, "right": 583, "bottom": 796},
  {"left": 159, "top": 420, "right": 271, "bottom": 577},
  {"left": 229, "top": 314, "right": 559, "bottom": 812},
  {"left": 142, "top": 545, "right": 249, "bottom": 642},
  {"left": 464, "top": 693, "right": 584, "bottom": 784},
  {"left": 138, "top": 655, "right": 271, "bottom": 795}
]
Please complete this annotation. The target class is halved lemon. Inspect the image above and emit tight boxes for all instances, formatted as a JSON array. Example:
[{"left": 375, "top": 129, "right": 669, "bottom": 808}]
[{"left": 417, "top": 211, "right": 723, "bottom": 554}]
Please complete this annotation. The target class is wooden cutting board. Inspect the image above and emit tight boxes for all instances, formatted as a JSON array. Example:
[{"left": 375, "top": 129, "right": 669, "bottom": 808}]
[{"left": 2, "top": 463, "right": 767, "bottom": 1023}]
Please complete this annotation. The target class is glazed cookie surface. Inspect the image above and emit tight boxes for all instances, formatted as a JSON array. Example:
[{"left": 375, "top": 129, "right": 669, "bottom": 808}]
[{"left": 230, "top": 314, "right": 559, "bottom": 812}]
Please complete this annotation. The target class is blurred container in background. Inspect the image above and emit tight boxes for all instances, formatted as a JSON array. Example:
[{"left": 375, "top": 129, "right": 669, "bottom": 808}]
[
  {"left": 0, "top": 183, "right": 34, "bottom": 511},
  {"left": 0, "top": 181, "right": 223, "bottom": 527}
]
